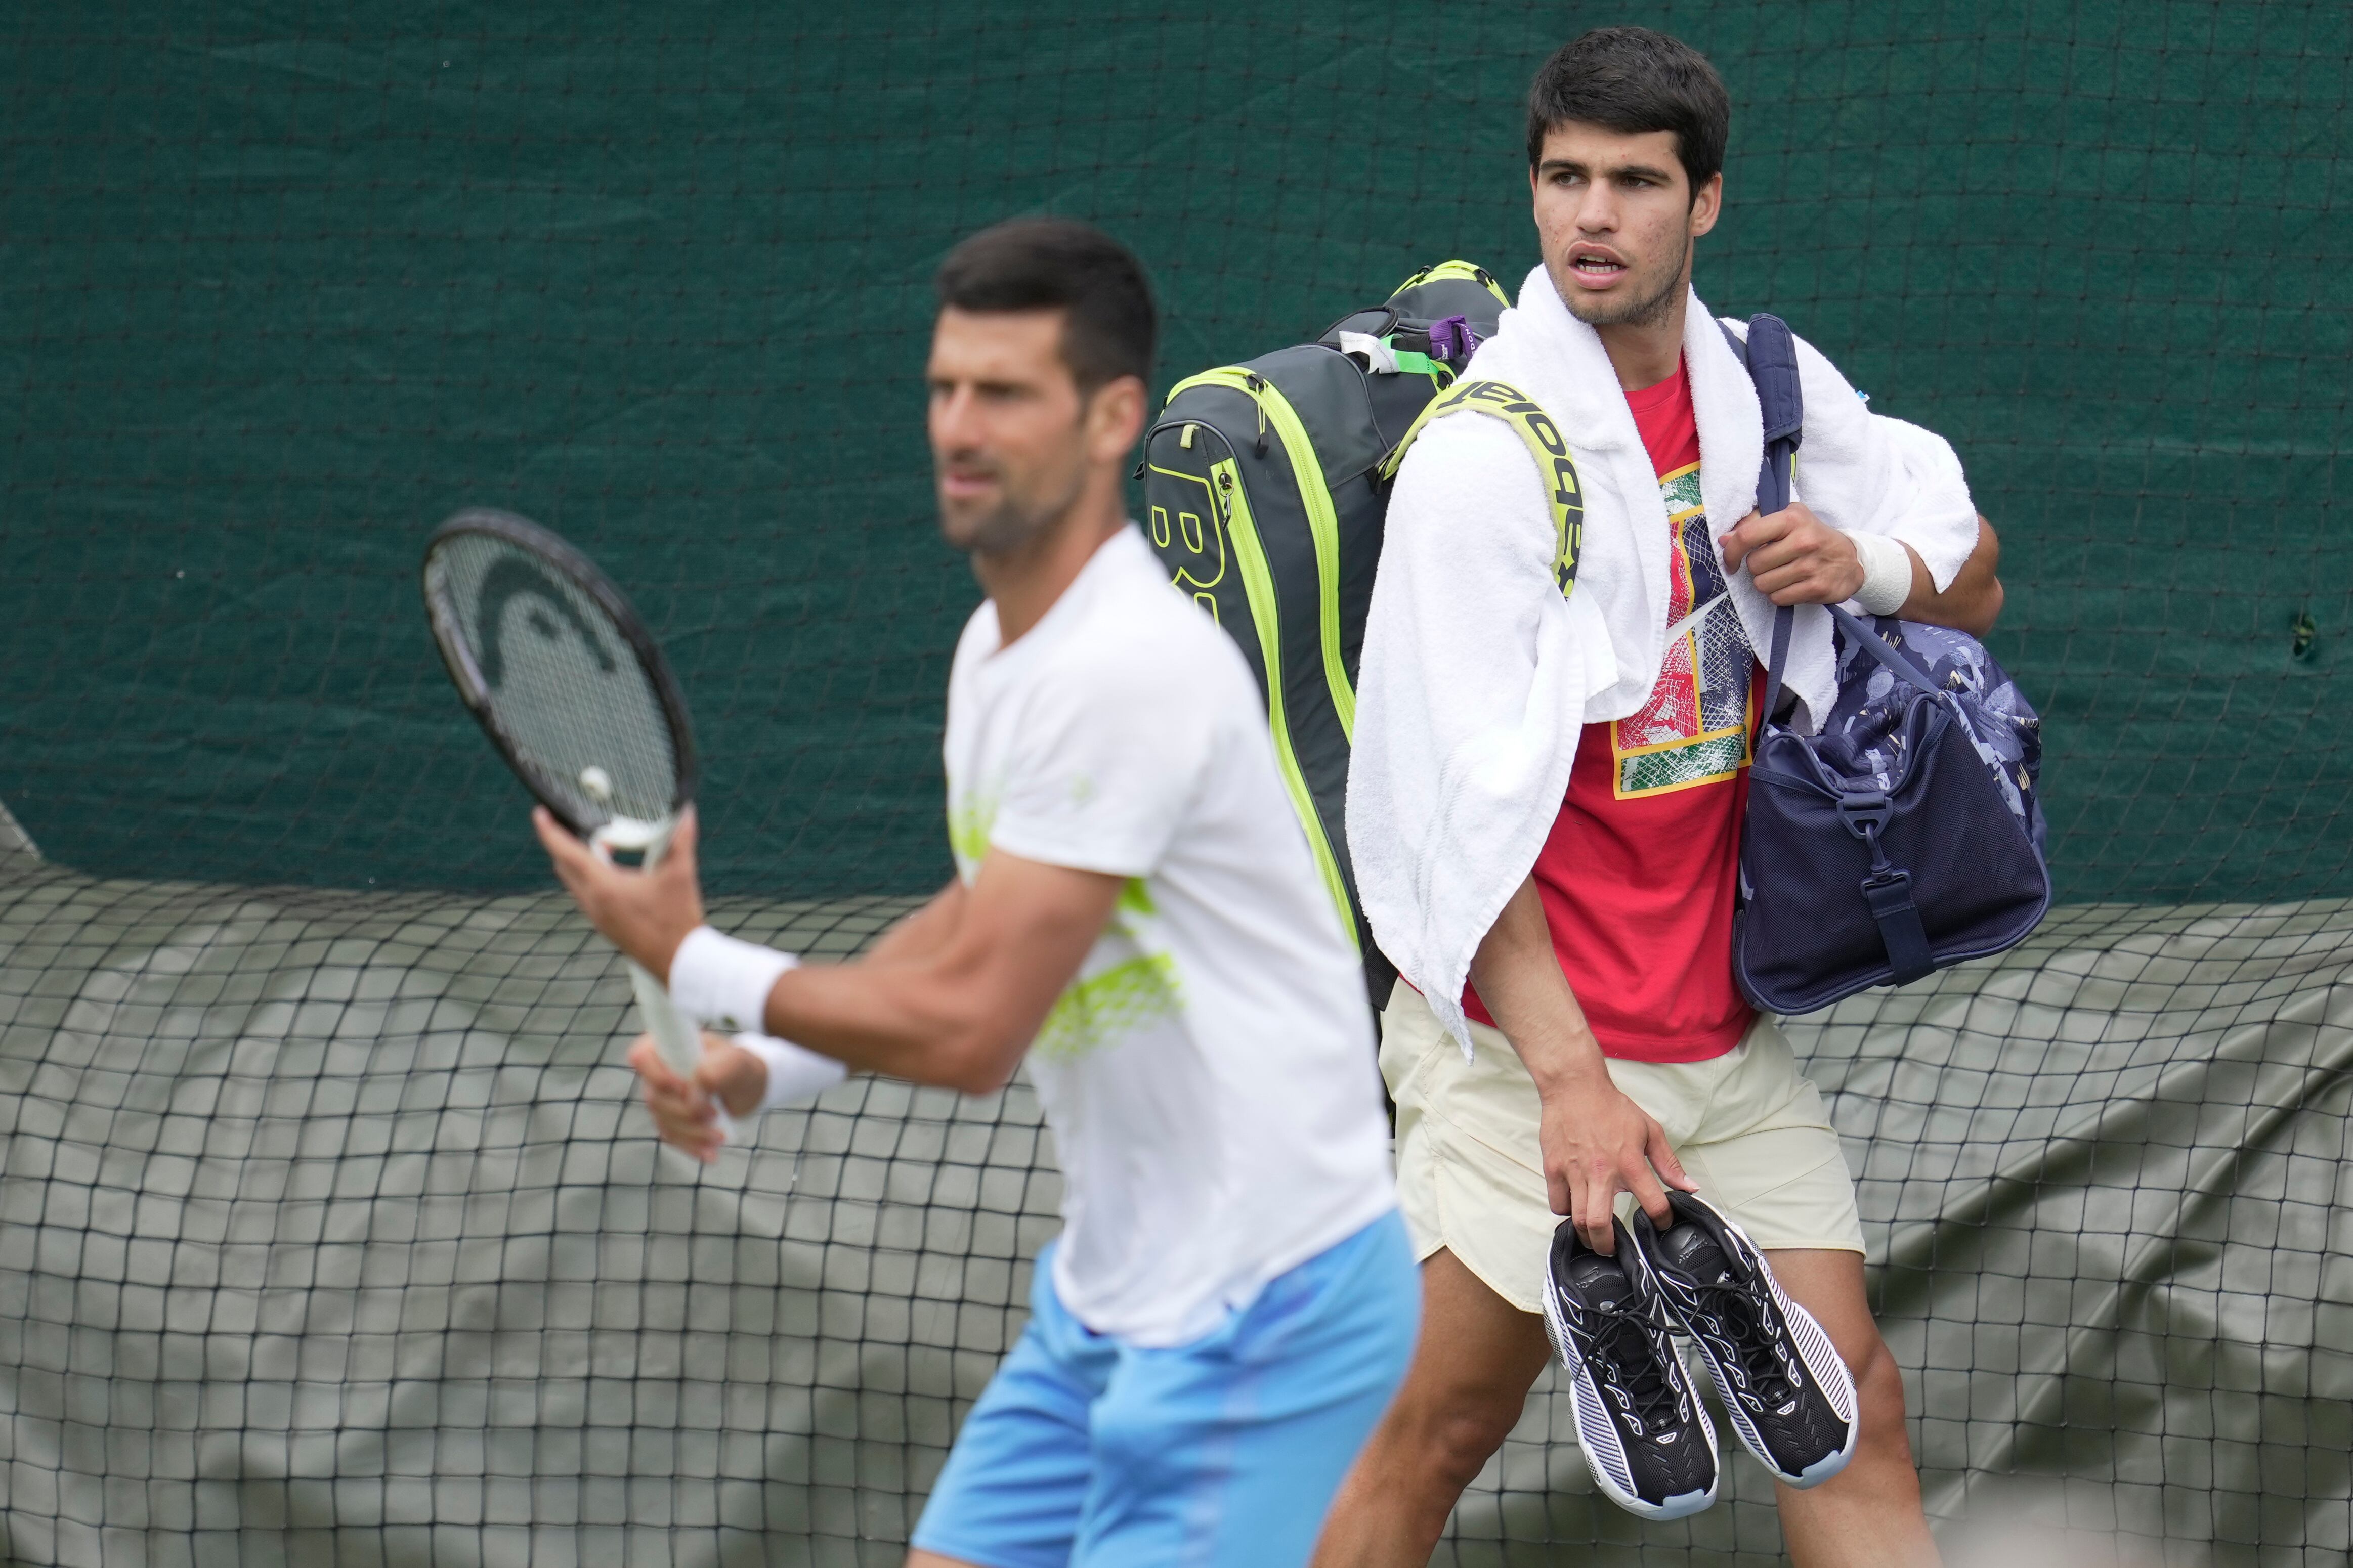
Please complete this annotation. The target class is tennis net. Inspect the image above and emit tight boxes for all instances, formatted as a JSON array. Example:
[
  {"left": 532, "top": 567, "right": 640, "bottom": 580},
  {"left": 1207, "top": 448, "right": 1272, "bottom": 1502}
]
[{"left": 6, "top": 851, "right": 2348, "bottom": 1564}]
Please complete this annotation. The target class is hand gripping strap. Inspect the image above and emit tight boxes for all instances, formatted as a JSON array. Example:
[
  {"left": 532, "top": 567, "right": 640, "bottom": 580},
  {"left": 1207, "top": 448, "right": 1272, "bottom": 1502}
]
[{"left": 1379, "top": 379, "right": 1584, "bottom": 599}]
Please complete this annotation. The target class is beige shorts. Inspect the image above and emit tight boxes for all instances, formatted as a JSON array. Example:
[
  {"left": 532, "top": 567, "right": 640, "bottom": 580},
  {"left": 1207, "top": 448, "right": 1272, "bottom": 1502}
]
[{"left": 1381, "top": 984, "right": 1866, "bottom": 1314}]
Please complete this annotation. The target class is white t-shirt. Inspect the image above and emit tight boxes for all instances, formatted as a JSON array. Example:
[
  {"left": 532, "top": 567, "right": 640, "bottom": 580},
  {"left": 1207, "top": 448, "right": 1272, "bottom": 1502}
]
[{"left": 943, "top": 525, "right": 1395, "bottom": 1347}]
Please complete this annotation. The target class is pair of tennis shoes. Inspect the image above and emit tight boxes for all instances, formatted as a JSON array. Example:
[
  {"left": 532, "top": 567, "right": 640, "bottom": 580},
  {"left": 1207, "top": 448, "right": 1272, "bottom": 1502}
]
[{"left": 1541, "top": 1190, "right": 1861, "bottom": 1521}]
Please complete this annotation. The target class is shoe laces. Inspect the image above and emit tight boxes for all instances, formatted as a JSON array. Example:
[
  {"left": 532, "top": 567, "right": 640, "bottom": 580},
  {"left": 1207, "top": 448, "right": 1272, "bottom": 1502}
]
[
  {"left": 1579, "top": 1300, "right": 1688, "bottom": 1439},
  {"left": 1684, "top": 1280, "right": 1800, "bottom": 1409}
]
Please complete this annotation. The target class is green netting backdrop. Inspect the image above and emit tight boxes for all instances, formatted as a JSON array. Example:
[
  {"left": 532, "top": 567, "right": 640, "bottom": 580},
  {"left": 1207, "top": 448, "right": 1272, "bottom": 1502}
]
[
  {"left": 5, "top": 4, "right": 2352, "bottom": 1566},
  {"left": 7, "top": 0, "right": 2347, "bottom": 902}
]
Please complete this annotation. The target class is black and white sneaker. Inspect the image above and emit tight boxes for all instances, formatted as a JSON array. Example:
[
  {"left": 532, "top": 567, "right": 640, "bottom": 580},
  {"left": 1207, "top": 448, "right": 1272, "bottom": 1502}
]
[
  {"left": 1540, "top": 1217, "right": 1719, "bottom": 1521},
  {"left": 1628, "top": 1191, "right": 1860, "bottom": 1489}
]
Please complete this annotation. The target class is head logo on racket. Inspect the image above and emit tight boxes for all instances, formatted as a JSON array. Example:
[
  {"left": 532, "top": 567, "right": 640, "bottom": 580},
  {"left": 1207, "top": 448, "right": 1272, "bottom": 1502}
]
[
  {"left": 474, "top": 555, "right": 620, "bottom": 691},
  {"left": 421, "top": 508, "right": 697, "bottom": 838}
]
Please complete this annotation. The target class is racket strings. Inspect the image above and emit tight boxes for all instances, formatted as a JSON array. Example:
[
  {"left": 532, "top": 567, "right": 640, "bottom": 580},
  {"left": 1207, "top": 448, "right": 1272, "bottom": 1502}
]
[{"left": 427, "top": 531, "right": 683, "bottom": 830}]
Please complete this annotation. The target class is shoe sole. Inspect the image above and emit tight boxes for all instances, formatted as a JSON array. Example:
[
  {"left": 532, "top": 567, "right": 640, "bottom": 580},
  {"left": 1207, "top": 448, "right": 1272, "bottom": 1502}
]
[
  {"left": 1541, "top": 1274, "right": 1719, "bottom": 1521},
  {"left": 1656, "top": 1203, "right": 1861, "bottom": 1489}
]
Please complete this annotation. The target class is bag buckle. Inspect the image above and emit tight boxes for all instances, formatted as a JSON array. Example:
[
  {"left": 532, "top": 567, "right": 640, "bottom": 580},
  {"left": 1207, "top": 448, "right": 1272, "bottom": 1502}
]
[
  {"left": 1859, "top": 866, "right": 1912, "bottom": 906},
  {"left": 1859, "top": 865, "right": 1936, "bottom": 985},
  {"left": 1834, "top": 789, "right": 1890, "bottom": 841}
]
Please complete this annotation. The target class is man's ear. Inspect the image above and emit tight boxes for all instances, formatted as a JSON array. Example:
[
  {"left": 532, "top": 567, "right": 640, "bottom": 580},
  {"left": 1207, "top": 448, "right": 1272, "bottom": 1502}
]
[
  {"left": 1689, "top": 172, "right": 1724, "bottom": 239},
  {"left": 1085, "top": 374, "right": 1148, "bottom": 463}
]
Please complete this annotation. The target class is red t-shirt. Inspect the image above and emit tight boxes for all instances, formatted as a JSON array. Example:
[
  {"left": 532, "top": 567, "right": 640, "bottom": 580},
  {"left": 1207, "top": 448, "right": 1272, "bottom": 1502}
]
[{"left": 1464, "top": 359, "right": 1759, "bottom": 1063}]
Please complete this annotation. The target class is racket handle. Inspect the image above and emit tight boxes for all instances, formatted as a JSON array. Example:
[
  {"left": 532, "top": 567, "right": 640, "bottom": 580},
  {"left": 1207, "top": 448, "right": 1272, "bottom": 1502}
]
[
  {"left": 628, "top": 957, "right": 745, "bottom": 1149},
  {"left": 589, "top": 813, "right": 742, "bottom": 1150}
]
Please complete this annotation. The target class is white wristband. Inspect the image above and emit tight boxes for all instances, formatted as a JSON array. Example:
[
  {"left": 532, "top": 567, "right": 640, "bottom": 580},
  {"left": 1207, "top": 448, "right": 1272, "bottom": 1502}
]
[
  {"left": 667, "top": 925, "right": 798, "bottom": 1034},
  {"left": 1848, "top": 529, "right": 1915, "bottom": 617},
  {"left": 735, "top": 1031, "right": 848, "bottom": 1112}
]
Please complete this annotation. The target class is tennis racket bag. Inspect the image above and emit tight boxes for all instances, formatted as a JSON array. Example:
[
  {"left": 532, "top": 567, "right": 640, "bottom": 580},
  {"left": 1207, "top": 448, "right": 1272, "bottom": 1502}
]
[
  {"left": 1727, "top": 315, "right": 2050, "bottom": 1015},
  {"left": 1139, "top": 261, "right": 1511, "bottom": 1005}
]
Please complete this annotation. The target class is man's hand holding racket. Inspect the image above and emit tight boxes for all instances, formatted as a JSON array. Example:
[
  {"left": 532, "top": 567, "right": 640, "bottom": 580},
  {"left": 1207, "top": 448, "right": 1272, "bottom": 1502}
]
[
  {"left": 534, "top": 802, "right": 708, "bottom": 984},
  {"left": 626, "top": 1029, "right": 769, "bottom": 1164},
  {"left": 422, "top": 510, "right": 846, "bottom": 1155},
  {"left": 531, "top": 805, "right": 855, "bottom": 1161}
]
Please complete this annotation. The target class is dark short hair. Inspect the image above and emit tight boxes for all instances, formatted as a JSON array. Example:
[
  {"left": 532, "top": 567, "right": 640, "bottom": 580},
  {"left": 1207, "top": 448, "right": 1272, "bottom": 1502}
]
[
  {"left": 933, "top": 218, "right": 1158, "bottom": 392},
  {"left": 1525, "top": 27, "right": 1731, "bottom": 195}
]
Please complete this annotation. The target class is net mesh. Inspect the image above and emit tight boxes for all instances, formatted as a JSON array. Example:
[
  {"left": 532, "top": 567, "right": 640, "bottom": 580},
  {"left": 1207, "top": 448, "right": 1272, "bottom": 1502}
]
[{"left": 3, "top": 3, "right": 2349, "bottom": 1564}]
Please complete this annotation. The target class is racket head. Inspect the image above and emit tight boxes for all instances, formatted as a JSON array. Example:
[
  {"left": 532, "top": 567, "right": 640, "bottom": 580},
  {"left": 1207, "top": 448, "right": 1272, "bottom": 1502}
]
[{"left": 421, "top": 508, "right": 698, "bottom": 837}]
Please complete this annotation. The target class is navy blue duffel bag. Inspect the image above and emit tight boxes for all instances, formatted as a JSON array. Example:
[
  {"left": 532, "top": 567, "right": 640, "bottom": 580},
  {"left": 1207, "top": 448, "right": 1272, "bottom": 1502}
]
[{"left": 1726, "top": 316, "right": 2049, "bottom": 1015}]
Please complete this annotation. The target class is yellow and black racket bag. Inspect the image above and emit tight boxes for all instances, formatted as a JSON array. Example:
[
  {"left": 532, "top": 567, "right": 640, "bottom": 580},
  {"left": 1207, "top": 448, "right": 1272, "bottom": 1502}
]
[{"left": 1140, "top": 262, "right": 1510, "bottom": 1007}]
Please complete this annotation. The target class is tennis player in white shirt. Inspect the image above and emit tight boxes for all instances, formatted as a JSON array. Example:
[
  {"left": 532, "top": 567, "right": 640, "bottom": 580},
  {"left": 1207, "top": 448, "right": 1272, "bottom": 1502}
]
[{"left": 535, "top": 216, "right": 1416, "bottom": 1568}]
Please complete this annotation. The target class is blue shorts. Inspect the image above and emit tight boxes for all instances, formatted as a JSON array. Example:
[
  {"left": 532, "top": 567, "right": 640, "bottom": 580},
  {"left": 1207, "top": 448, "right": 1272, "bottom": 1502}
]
[{"left": 911, "top": 1210, "right": 1419, "bottom": 1568}]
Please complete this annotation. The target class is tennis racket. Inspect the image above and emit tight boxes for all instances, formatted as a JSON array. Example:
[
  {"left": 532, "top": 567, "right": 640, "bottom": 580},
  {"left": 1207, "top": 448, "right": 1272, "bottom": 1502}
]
[{"left": 421, "top": 507, "right": 739, "bottom": 1141}]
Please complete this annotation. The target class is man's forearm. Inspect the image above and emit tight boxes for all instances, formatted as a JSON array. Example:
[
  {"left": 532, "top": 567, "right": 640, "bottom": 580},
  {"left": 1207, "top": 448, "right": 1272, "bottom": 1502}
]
[
  {"left": 672, "top": 888, "right": 1023, "bottom": 1094},
  {"left": 701, "top": 880, "right": 1002, "bottom": 1092},
  {"left": 860, "top": 879, "right": 968, "bottom": 966},
  {"left": 1469, "top": 876, "right": 1611, "bottom": 1093},
  {"left": 1895, "top": 516, "right": 2003, "bottom": 637},
  {"left": 748, "top": 855, "right": 1119, "bottom": 1097},
  {"left": 759, "top": 951, "right": 1025, "bottom": 1095},
  {"left": 1469, "top": 873, "right": 1690, "bottom": 1241}
]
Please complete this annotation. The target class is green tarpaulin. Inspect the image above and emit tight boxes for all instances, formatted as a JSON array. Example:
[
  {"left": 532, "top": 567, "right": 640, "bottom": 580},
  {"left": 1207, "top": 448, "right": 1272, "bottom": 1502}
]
[{"left": 5, "top": 2, "right": 2347, "bottom": 903}]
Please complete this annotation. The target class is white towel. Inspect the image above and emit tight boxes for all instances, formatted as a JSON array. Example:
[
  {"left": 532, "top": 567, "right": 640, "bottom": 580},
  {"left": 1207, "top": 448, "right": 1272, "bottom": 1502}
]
[{"left": 1347, "top": 264, "right": 1981, "bottom": 1053}]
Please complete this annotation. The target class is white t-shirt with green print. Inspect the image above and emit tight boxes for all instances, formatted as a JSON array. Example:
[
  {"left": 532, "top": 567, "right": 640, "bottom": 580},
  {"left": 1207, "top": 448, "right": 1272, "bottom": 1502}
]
[{"left": 943, "top": 524, "right": 1395, "bottom": 1347}]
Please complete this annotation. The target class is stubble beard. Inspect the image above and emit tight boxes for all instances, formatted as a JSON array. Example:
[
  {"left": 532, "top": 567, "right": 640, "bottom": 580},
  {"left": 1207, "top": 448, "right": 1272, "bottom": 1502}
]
[
  {"left": 940, "top": 455, "right": 1089, "bottom": 561},
  {"left": 1557, "top": 242, "right": 1690, "bottom": 330}
]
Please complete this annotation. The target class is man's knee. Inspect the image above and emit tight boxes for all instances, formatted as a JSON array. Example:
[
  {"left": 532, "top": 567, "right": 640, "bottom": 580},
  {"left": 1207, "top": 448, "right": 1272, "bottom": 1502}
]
[
  {"left": 1845, "top": 1331, "right": 1913, "bottom": 1463},
  {"left": 1354, "top": 1249, "right": 1555, "bottom": 1497},
  {"left": 1762, "top": 1248, "right": 1914, "bottom": 1465},
  {"left": 1382, "top": 1365, "right": 1533, "bottom": 1491}
]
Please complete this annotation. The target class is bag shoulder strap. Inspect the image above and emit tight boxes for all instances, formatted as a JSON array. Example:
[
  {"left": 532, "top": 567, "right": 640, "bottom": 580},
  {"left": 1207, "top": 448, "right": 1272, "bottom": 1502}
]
[
  {"left": 1726, "top": 314, "right": 1806, "bottom": 722},
  {"left": 1377, "top": 379, "right": 1584, "bottom": 599},
  {"left": 1717, "top": 316, "right": 1747, "bottom": 365}
]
